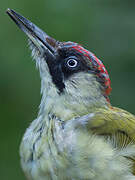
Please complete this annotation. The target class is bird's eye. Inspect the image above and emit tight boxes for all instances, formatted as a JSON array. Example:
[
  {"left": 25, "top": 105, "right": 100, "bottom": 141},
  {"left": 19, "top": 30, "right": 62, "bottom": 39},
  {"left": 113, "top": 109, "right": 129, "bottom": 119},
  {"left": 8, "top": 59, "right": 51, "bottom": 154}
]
[{"left": 67, "top": 58, "right": 78, "bottom": 68}]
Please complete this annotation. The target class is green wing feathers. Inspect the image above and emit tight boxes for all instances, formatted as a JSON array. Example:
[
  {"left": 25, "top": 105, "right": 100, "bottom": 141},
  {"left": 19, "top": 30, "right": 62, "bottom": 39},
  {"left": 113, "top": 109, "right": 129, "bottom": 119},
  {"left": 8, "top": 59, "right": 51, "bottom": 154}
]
[{"left": 86, "top": 107, "right": 135, "bottom": 173}]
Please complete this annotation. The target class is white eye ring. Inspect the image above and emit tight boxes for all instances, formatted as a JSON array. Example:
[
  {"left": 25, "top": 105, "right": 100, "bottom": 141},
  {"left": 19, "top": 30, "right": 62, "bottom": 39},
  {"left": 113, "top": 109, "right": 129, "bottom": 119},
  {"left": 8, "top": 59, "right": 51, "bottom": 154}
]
[{"left": 67, "top": 59, "right": 78, "bottom": 68}]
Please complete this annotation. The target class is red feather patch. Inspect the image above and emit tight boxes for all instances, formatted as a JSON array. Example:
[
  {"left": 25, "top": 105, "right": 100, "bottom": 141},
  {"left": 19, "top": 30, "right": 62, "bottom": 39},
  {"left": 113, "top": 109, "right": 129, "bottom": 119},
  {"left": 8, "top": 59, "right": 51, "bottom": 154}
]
[{"left": 71, "top": 45, "right": 112, "bottom": 97}]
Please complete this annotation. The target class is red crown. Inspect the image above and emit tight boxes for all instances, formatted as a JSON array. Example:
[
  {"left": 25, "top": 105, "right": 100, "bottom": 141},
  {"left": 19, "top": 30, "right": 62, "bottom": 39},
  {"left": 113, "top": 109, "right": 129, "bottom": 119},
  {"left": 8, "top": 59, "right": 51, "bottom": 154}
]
[{"left": 63, "top": 42, "right": 112, "bottom": 99}]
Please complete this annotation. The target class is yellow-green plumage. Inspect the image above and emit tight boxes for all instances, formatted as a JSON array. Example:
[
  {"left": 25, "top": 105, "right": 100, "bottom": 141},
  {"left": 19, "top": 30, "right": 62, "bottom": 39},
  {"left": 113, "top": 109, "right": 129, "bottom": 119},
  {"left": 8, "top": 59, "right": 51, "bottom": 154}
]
[
  {"left": 86, "top": 107, "right": 135, "bottom": 141},
  {"left": 87, "top": 107, "right": 135, "bottom": 173},
  {"left": 20, "top": 105, "right": 135, "bottom": 180},
  {"left": 6, "top": 9, "right": 135, "bottom": 180}
]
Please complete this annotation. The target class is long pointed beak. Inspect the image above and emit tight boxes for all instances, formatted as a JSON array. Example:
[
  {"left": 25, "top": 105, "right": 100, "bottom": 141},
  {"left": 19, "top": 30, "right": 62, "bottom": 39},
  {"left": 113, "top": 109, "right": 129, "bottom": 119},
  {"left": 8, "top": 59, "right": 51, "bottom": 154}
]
[{"left": 6, "top": 8, "right": 57, "bottom": 59}]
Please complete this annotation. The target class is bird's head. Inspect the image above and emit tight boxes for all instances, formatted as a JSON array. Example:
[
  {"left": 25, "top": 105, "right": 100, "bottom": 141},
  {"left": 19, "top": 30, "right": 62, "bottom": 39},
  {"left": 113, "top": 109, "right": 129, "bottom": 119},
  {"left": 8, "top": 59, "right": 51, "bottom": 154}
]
[{"left": 7, "top": 9, "right": 112, "bottom": 119}]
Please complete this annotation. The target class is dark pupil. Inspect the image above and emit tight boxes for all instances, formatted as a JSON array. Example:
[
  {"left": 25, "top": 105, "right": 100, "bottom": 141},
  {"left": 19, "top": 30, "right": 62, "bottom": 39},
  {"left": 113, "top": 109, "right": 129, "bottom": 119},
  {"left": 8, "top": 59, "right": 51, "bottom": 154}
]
[{"left": 68, "top": 59, "right": 76, "bottom": 66}]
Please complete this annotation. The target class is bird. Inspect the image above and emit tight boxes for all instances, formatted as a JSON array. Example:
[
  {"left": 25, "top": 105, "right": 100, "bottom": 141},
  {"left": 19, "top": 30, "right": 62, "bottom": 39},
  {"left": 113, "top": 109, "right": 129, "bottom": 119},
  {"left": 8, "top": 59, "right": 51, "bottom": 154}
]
[{"left": 7, "top": 9, "right": 135, "bottom": 180}]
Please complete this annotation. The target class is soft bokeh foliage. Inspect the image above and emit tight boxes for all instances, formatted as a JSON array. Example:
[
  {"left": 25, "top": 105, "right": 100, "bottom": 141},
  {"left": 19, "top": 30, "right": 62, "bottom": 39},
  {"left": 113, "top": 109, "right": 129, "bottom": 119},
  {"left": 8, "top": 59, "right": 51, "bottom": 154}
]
[{"left": 0, "top": 0, "right": 135, "bottom": 179}]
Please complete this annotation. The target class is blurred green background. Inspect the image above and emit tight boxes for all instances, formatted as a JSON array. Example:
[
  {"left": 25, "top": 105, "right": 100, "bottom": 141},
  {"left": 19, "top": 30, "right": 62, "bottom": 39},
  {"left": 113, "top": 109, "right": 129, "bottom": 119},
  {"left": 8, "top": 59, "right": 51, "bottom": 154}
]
[{"left": 0, "top": 0, "right": 135, "bottom": 179}]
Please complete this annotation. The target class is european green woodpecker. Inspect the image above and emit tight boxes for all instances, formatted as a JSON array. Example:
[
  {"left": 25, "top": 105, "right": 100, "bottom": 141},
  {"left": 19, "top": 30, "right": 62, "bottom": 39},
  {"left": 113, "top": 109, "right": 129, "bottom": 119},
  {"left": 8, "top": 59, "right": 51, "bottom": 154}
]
[{"left": 7, "top": 9, "right": 135, "bottom": 180}]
